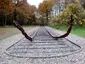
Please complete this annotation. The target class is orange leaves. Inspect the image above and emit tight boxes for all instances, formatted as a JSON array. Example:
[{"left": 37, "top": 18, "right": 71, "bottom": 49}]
[
  {"left": 16, "top": 2, "right": 36, "bottom": 19},
  {"left": 38, "top": 0, "right": 55, "bottom": 23},
  {"left": 0, "top": 0, "right": 14, "bottom": 13},
  {"left": 38, "top": 0, "right": 53, "bottom": 14}
]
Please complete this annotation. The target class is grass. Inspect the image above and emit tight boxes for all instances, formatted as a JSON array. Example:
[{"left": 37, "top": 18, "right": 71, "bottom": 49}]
[
  {"left": 0, "top": 26, "right": 34, "bottom": 40},
  {"left": 52, "top": 25, "right": 85, "bottom": 38},
  {"left": 72, "top": 26, "right": 85, "bottom": 37},
  {"left": 0, "top": 25, "right": 35, "bottom": 28},
  {"left": 0, "top": 25, "right": 35, "bottom": 34}
]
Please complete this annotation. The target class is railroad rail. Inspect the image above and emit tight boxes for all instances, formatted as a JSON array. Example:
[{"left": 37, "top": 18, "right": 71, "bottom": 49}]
[
  {"left": 13, "top": 15, "right": 73, "bottom": 41},
  {"left": 5, "top": 26, "right": 81, "bottom": 58}
]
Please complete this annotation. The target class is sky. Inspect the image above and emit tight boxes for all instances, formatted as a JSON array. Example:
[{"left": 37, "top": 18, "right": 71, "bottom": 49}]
[{"left": 27, "top": 0, "right": 44, "bottom": 8}]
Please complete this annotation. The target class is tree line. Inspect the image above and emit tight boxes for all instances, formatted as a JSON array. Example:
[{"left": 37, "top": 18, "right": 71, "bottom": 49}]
[
  {"left": 1, "top": 0, "right": 85, "bottom": 27},
  {"left": 0, "top": 0, "right": 37, "bottom": 26},
  {"left": 50, "top": 0, "right": 85, "bottom": 27}
]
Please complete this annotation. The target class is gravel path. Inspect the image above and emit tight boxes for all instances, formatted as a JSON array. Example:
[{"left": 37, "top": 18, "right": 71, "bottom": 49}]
[
  {"left": 5, "top": 27, "right": 80, "bottom": 58},
  {"left": 0, "top": 27, "right": 34, "bottom": 40},
  {"left": 0, "top": 26, "right": 85, "bottom": 64}
]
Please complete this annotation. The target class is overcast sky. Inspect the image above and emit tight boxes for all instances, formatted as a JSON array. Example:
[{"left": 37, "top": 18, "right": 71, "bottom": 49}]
[{"left": 27, "top": 0, "right": 43, "bottom": 8}]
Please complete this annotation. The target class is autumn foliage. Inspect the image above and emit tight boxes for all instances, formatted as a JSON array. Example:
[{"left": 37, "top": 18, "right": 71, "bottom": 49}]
[
  {"left": 38, "top": 0, "right": 55, "bottom": 25},
  {"left": 0, "top": 0, "right": 14, "bottom": 13},
  {"left": 0, "top": 0, "right": 37, "bottom": 26},
  {"left": 51, "top": 0, "right": 85, "bottom": 26}
]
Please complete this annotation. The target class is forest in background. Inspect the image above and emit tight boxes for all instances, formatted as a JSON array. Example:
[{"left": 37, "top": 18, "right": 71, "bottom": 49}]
[{"left": 0, "top": 0, "right": 85, "bottom": 27}]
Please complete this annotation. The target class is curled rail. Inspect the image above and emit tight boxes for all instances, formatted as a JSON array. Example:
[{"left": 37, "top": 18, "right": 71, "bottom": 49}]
[
  {"left": 13, "top": 15, "right": 74, "bottom": 41},
  {"left": 13, "top": 21, "right": 32, "bottom": 41},
  {"left": 54, "top": 15, "right": 74, "bottom": 39}
]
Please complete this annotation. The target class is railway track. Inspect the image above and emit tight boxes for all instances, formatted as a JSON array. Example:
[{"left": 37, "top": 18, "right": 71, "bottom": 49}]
[{"left": 5, "top": 26, "right": 81, "bottom": 58}]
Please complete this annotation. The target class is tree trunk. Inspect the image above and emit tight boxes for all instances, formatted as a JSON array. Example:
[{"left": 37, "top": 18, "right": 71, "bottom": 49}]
[
  {"left": 46, "top": 12, "right": 49, "bottom": 25},
  {"left": 4, "top": 14, "right": 7, "bottom": 27}
]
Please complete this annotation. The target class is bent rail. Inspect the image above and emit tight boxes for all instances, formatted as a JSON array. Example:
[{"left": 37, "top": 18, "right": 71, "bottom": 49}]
[
  {"left": 13, "top": 15, "right": 74, "bottom": 41},
  {"left": 45, "top": 15, "right": 74, "bottom": 39},
  {"left": 55, "top": 15, "right": 73, "bottom": 39},
  {"left": 13, "top": 21, "right": 32, "bottom": 41}
]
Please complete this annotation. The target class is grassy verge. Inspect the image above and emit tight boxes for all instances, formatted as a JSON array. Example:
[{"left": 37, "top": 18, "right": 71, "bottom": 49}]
[
  {"left": 0, "top": 25, "right": 36, "bottom": 28},
  {"left": 0, "top": 26, "right": 35, "bottom": 40},
  {"left": 52, "top": 25, "right": 85, "bottom": 38}
]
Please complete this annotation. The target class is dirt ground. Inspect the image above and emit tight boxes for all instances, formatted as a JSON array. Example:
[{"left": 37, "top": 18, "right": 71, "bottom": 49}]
[{"left": 0, "top": 27, "right": 34, "bottom": 40}]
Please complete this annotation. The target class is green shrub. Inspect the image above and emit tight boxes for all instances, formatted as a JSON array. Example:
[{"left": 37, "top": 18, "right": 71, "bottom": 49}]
[{"left": 54, "top": 0, "right": 85, "bottom": 26}]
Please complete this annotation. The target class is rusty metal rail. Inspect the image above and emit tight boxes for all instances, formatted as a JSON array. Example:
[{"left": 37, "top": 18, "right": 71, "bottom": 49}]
[
  {"left": 45, "top": 26, "right": 81, "bottom": 48},
  {"left": 13, "top": 15, "right": 73, "bottom": 41},
  {"left": 5, "top": 26, "right": 81, "bottom": 58}
]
